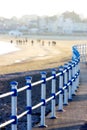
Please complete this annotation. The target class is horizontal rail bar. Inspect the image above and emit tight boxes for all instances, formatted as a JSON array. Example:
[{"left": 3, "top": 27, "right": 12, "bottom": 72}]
[
  {"left": 0, "top": 91, "right": 14, "bottom": 99},
  {"left": 17, "top": 110, "right": 28, "bottom": 119},
  {"left": 17, "top": 85, "right": 29, "bottom": 93},
  {"left": 46, "top": 76, "right": 54, "bottom": 81},
  {"left": 55, "top": 90, "right": 61, "bottom": 96},
  {"left": 56, "top": 72, "right": 61, "bottom": 77},
  {"left": 32, "top": 80, "right": 43, "bottom": 86},
  {"left": 0, "top": 119, "right": 14, "bottom": 128},
  {"left": 32, "top": 102, "right": 43, "bottom": 110}
]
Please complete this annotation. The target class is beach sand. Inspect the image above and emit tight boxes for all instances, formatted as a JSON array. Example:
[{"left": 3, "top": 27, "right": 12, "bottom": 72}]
[{"left": 0, "top": 34, "right": 86, "bottom": 74}]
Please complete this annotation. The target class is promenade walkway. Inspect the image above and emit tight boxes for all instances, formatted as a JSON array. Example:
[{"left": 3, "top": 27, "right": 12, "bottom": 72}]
[{"left": 33, "top": 63, "right": 87, "bottom": 130}]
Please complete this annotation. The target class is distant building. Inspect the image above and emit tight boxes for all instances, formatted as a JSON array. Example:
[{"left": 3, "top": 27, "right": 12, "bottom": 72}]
[
  {"left": 8, "top": 30, "right": 22, "bottom": 36},
  {"left": 47, "top": 20, "right": 58, "bottom": 33},
  {"left": 57, "top": 16, "right": 73, "bottom": 34},
  {"left": 73, "top": 22, "right": 87, "bottom": 33},
  {"left": 57, "top": 16, "right": 87, "bottom": 34},
  {"left": 62, "top": 18, "right": 73, "bottom": 34},
  {"left": 29, "top": 28, "right": 39, "bottom": 34}
]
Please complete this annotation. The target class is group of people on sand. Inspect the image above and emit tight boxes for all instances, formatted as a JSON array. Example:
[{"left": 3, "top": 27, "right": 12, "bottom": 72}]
[
  {"left": 10, "top": 38, "right": 28, "bottom": 45},
  {"left": 10, "top": 39, "right": 56, "bottom": 46}
]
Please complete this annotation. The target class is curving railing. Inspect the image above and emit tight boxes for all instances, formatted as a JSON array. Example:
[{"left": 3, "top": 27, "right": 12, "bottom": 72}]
[
  {"left": 72, "top": 44, "right": 87, "bottom": 62},
  {"left": 0, "top": 44, "right": 80, "bottom": 130}
]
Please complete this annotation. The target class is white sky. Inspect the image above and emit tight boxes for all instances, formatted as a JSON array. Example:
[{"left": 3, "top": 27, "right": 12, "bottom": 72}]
[{"left": 0, "top": 0, "right": 87, "bottom": 18}]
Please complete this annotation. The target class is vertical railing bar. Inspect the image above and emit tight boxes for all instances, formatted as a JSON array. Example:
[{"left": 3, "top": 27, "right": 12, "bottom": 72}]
[
  {"left": 58, "top": 66, "right": 64, "bottom": 111},
  {"left": 68, "top": 62, "right": 72, "bottom": 101},
  {"left": 39, "top": 72, "right": 47, "bottom": 128},
  {"left": 63, "top": 64, "right": 68, "bottom": 106},
  {"left": 50, "top": 69, "right": 56, "bottom": 118},
  {"left": 71, "top": 61, "right": 76, "bottom": 96},
  {"left": 10, "top": 81, "right": 18, "bottom": 130},
  {"left": 25, "top": 76, "right": 32, "bottom": 130}
]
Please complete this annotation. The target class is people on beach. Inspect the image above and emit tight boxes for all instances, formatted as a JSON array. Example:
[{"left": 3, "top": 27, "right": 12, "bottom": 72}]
[
  {"left": 42, "top": 41, "right": 44, "bottom": 46},
  {"left": 15, "top": 38, "right": 56, "bottom": 47},
  {"left": 52, "top": 41, "right": 56, "bottom": 46},
  {"left": 10, "top": 40, "right": 13, "bottom": 43},
  {"left": 15, "top": 38, "right": 29, "bottom": 45},
  {"left": 31, "top": 40, "right": 34, "bottom": 45}
]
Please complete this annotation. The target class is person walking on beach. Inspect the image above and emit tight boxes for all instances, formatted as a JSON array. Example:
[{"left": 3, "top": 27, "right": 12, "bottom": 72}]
[
  {"left": 42, "top": 41, "right": 44, "bottom": 46},
  {"left": 31, "top": 40, "right": 34, "bottom": 45},
  {"left": 10, "top": 40, "right": 13, "bottom": 44}
]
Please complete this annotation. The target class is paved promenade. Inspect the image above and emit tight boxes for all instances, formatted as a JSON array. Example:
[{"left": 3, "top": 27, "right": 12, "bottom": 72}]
[{"left": 33, "top": 63, "right": 87, "bottom": 130}]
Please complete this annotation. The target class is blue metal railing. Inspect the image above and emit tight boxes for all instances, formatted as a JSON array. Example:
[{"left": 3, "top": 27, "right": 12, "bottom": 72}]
[{"left": 0, "top": 44, "right": 80, "bottom": 130}]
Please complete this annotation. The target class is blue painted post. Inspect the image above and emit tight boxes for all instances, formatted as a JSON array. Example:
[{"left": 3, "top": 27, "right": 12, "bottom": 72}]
[
  {"left": 25, "top": 76, "right": 32, "bottom": 130},
  {"left": 79, "top": 45, "right": 81, "bottom": 61},
  {"left": 76, "top": 59, "right": 79, "bottom": 88},
  {"left": 40, "top": 72, "right": 47, "bottom": 127},
  {"left": 83, "top": 44, "right": 85, "bottom": 62},
  {"left": 83, "top": 44, "right": 86, "bottom": 62},
  {"left": 68, "top": 62, "right": 72, "bottom": 101},
  {"left": 81, "top": 44, "right": 83, "bottom": 62},
  {"left": 58, "top": 66, "right": 64, "bottom": 111},
  {"left": 77, "top": 58, "right": 80, "bottom": 87},
  {"left": 85, "top": 44, "right": 87, "bottom": 63},
  {"left": 75, "top": 60, "right": 79, "bottom": 90},
  {"left": 73, "top": 60, "right": 77, "bottom": 92},
  {"left": 82, "top": 44, "right": 84, "bottom": 62},
  {"left": 50, "top": 69, "right": 56, "bottom": 118},
  {"left": 11, "top": 81, "right": 18, "bottom": 130},
  {"left": 72, "top": 61, "right": 76, "bottom": 96},
  {"left": 63, "top": 64, "right": 68, "bottom": 105},
  {"left": 78, "top": 58, "right": 80, "bottom": 86}
]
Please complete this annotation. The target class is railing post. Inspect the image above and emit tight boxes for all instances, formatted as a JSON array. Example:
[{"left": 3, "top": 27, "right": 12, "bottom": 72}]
[
  {"left": 85, "top": 44, "right": 87, "bottom": 63},
  {"left": 79, "top": 44, "right": 81, "bottom": 61},
  {"left": 58, "top": 66, "right": 64, "bottom": 111},
  {"left": 25, "top": 76, "right": 32, "bottom": 130},
  {"left": 40, "top": 72, "right": 47, "bottom": 127},
  {"left": 63, "top": 64, "right": 68, "bottom": 105},
  {"left": 50, "top": 69, "right": 56, "bottom": 118},
  {"left": 84, "top": 44, "right": 86, "bottom": 62},
  {"left": 73, "top": 60, "right": 77, "bottom": 92},
  {"left": 10, "top": 81, "right": 18, "bottom": 130},
  {"left": 71, "top": 61, "right": 76, "bottom": 96},
  {"left": 68, "top": 62, "right": 72, "bottom": 101},
  {"left": 78, "top": 58, "right": 80, "bottom": 86},
  {"left": 75, "top": 59, "right": 79, "bottom": 91}
]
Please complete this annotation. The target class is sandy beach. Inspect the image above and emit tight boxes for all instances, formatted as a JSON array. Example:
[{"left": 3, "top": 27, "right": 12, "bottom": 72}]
[{"left": 0, "top": 34, "right": 86, "bottom": 74}]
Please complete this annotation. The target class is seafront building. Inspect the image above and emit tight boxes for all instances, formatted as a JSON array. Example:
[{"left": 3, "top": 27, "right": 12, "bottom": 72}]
[{"left": 0, "top": 13, "right": 87, "bottom": 35}]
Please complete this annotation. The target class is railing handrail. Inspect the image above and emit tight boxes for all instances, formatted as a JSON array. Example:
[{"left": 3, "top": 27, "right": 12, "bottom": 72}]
[
  {"left": 0, "top": 69, "right": 69, "bottom": 99},
  {"left": 0, "top": 62, "right": 78, "bottom": 99}
]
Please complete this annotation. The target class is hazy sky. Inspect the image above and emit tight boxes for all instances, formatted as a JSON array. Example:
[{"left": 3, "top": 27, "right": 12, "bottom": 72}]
[{"left": 0, "top": 0, "right": 87, "bottom": 18}]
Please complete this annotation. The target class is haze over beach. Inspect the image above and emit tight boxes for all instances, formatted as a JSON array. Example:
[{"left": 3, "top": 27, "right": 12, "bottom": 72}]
[{"left": 0, "top": 0, "right": 87, "bottom": 18}]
